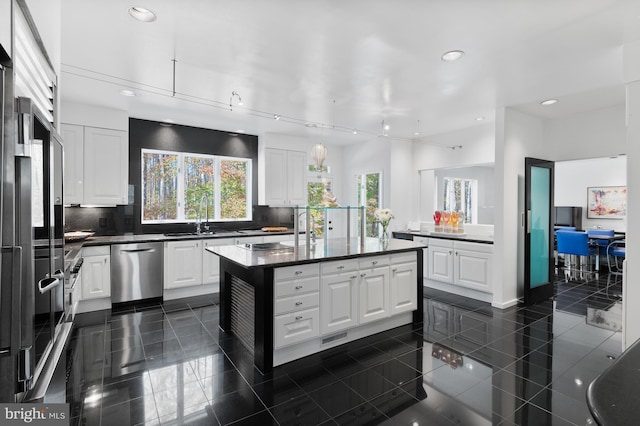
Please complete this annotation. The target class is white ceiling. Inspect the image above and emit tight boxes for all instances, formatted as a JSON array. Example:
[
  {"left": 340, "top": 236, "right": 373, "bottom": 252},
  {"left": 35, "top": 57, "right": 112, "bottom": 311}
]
[{"left": 59, "top": 0, "right": 640, "bottom": 145}]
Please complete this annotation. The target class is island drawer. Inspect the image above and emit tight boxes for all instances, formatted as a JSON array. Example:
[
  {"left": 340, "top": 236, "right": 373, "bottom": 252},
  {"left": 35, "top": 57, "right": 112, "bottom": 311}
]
[
  {"left": 274, "top": 307, "right": 320, "bottom": 348},
  {"left": 358, "top": 255, "right": 390, "bottom": 270},
  {"left": 275, "top": 263, "right": 319, "bottom": 281},
  {"left": 275, "top": 276, "right": 319, "bottom": 298},
  {"left": 275, "top": 292, "right": 320, "bottom": 315},
  {"left": 321, "top": 259, "right": 359, "bottom": 275}
]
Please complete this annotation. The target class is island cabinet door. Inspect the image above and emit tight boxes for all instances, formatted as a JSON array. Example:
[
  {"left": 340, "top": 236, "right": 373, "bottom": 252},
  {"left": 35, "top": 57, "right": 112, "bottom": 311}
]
[
  {"left": 320, "top": 272, "right": 359, "bottom": 335},
  {"left": 390, "top": 262, "right": 418, "bottom": 315},
  {"left": 358, "top": 267, "right": 390, "bottom": 324}
]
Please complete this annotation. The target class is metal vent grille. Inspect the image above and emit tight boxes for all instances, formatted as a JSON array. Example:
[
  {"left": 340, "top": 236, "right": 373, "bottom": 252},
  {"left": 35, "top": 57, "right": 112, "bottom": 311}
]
[
  {"left": 14, "top": 5, "right": 55, "bottom": 123},
  {"left": 230, "top": 276, "right": 255, "bottom": 354},
  {"left": 322, "top": 332, "right": 347, "bottom": 345}
]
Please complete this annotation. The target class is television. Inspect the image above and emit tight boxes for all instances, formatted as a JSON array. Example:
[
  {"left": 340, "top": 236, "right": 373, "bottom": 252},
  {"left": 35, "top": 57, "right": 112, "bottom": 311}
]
[{"left": 554, "top": 206, "right": 582, "bottom": 230}]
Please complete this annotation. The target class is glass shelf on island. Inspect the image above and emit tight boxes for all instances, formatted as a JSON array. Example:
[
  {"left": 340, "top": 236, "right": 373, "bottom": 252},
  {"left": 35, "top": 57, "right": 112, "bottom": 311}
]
[{"left": 292, "top": 206, "right": 367, "bottom": 251}]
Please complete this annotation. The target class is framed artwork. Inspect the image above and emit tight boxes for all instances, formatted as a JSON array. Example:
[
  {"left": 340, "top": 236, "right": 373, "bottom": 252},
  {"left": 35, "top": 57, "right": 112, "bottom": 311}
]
[{"left": 587, "top": 186, "right": 626, "bottom": 219}]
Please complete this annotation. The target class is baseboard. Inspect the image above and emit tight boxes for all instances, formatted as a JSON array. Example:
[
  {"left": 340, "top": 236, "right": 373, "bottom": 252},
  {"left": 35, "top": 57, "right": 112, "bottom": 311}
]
[
  {"left": 491, "top": 298, "right": 519, "bottom": 309},
  {"left": 164, "top": 284, "right": 218, "bottom": 301},
  {"left": 76, "top": 297, "right": 111, "bottom": 313}
]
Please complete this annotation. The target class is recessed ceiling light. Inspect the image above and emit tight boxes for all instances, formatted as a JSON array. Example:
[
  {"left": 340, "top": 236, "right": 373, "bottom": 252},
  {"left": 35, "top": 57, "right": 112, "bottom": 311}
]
[
  {"left": 475, "top": 116, "right": 485, "bottom": 121},
  {"left": 274, "top": 114, "right": 281, "bottom": 120},
  {"left": 441, "top": 50, "right": 465, "bottom": 62},
  {"left": 414, "top": 131, "right": 420, "bottom": 136},
  {"left": 236, "top": 129, "right": 245, "bottom": 133},
  {"left": 128, "top": 7, "right": 157, "bottom": 22},
  {"left": 352, "top": 129, "right": 358, "bottom": 135},
  {"left": 384, "top": 124, "right": 390, "bottom": 130},
  {"left": 120, "top": 89, "right": 136, "bottom": 97},
  {"left": 540, "top": 99, "right": 558, "bottom": 106}
]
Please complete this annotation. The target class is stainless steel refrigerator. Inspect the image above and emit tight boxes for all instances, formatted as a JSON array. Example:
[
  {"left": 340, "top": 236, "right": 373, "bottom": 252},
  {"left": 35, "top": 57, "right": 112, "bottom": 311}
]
[{"left": 0, "top": 70, "right": 68, "bottom": 402}]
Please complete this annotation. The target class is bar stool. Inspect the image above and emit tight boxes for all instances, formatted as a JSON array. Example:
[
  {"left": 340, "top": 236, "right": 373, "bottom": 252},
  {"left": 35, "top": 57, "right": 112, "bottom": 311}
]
[{"left": 607, "top": 240, "right": 626, "bottom": 276}]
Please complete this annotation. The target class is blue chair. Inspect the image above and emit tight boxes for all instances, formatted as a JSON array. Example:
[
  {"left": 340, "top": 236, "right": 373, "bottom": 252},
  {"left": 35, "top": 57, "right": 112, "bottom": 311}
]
[
  {"left": 607, "top": 240, "right": 626, "bottom": 276},
  {"left": 556, "top": 231, "right": 598, "bottom": 281},
  {"left": 587, "top": 229, "right": 615, "bottom": 271}
]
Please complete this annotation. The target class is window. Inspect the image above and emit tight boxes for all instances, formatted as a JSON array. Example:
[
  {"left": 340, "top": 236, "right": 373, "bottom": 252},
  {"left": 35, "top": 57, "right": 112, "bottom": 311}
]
[
  {"left": 142, "top": 149, "right": 251, "bottom": 223},
  {"left": 356, "top": 172, "right": 381, "bottom": 237},
  {"left": 442, "top": 177, "right": 477, "bottom": 223}
]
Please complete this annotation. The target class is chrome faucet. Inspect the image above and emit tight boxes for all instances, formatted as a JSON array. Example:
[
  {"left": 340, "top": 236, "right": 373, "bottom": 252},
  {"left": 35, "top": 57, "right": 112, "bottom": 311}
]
[
  {"left": 186, "top": 208, "right": 198, "bottom": 233},
  {"left": 198, "top": 195, "right": 210, "bottom": 234}
]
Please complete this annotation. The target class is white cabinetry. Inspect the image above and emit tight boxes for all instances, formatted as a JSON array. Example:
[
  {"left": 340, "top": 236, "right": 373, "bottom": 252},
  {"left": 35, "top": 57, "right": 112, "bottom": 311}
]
[
  {"left": 320, "top": 259, "right": 359, "bottom": 334},
  {"left": 202, "top": 238, "right": 234, "bottom": 291},
  {"left": 264, "top": 148, "right": 306, "bottom": 205},
  {"left": 61, "top": 123, "right": 128, "bottom": 205},
  {"left": 390, "top": 252, "right": 418, "bottom": 315},
  {"left": 81, "top": 246, "right": 111, "bottom": 300},
  {"left": 426, "top": 238, "right": 493, "bottom": 296},
  {"left": 61, "top": 124, "right": 84, "bottom": 204},
  {"left": 358, "top": 256, "right": 390, "bottom": 325},
  {"left": 164, "top": 240, "right": 203, "bottom": 289},
  {"left": 453, "top": 241, "right": 493, "bottom": 293},
  {"left": 273, "top": 264, "right": 320, "bottom": 348},
  {"left": 428, "top": 239, "right": 454, "bottom": 283}
]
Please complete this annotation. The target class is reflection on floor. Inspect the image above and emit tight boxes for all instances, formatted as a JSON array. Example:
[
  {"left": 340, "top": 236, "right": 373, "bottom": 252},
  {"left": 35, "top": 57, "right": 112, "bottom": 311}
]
[{"left": 51, "top": 271, "right": 623, "bottom": 425}]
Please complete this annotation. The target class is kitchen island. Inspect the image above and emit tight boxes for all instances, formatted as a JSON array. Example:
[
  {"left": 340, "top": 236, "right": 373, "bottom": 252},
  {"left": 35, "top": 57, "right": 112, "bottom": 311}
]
[{"left": 207, "top": 237, "right": 425, "bottom": 372}]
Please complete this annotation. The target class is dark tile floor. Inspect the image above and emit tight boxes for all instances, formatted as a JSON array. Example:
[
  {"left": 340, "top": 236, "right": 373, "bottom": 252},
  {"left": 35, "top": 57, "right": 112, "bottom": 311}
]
[{"left": 53, "top": 271, "right": 623, "bottom": 425}]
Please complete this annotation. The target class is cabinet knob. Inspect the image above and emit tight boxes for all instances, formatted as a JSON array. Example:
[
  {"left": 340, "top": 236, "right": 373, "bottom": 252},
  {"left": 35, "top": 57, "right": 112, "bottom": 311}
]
[
  {"left": 372, "top": 261, "right": 378, "bottom": 265},
  {"left": 350, "top": 275, "right": 357, "bottom": 279},
  {"left": 295, "top": 316, "right": 303, "bottom": 320},
  {"left": 392, "top": 268, "right": 397, "bottom": 272},
  {"left": 295, "top": 271, "right": 303, "bottom": 275},
  {"left": 295, "top": 301, "right": 303, "bottom": 306},
  {"left": 455, "top": 251, "right": 458, "bottom": 255},
  {"left": 360, "top": 273, "right": 366, "bottom": 277},
  {"left": 337, "top": 265, "right": 345, "bottom": 270},
  {"left": 295, "top": 285, "right": 303, "bottom": 290},
  {"left": 449, "top": 250, "right": 452, "bottom": 255}
]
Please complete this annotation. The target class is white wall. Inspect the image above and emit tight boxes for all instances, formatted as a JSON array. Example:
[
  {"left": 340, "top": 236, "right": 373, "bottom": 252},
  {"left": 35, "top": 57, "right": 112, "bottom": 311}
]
[
  {"left": 555, "top": 157, "right": 627, "bottom": 232},
  {"left": 389, "top": 140, "right": 415, "bottom": 232},
  {"left": 61, "top": 101, "right": 129, "bottom": 131},
  {"left": 494, "top": 108, "right": 546, "bottom": 308},
  {"left": 544, "top": 104, "right": 626, "bottom": 161}
]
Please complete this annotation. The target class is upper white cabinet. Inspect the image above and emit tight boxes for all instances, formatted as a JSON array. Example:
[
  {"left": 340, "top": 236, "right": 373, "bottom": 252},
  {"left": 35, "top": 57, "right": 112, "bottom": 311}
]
[
  {"left": 61, "top": 124, "right": 84, "bottom": 204},
  {"left": 61, "top": 123, "right": 128, "bottom": 205},
  {"left": 263, "top": 148, "right": 306, "bottom": 206}
]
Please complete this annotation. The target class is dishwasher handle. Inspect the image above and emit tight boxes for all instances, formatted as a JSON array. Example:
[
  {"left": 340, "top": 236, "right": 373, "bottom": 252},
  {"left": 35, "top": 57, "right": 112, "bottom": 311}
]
[{"left": 119, "top": 248, "right": 157, "bottom": 254}]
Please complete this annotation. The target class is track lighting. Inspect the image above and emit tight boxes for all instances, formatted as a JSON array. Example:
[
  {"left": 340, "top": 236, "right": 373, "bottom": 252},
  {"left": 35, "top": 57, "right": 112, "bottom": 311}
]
[
  {"left": 274, "top": 114, "right": 281, "bottom": 120},
  {"left": 230, "top": 91, "right": 243, "bottom": 110}
]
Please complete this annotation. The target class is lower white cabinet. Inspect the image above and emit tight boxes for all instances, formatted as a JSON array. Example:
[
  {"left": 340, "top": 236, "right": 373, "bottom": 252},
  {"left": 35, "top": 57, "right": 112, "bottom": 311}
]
[
  {"left": 453, "top": 242, "right": 493, "bottom": 293},
  {"left": 164, "top": 240, "right": 203, "bottom": 289},
  {"left": 428, "top": 240, "right": 454, "bottom": 283},
  {"left": 321, "top": 271, "right": 359, "bottom": 334},
  {"left": 81, "top": 246, "right": 111, "bottom": 300},
  {"left": 426, "top": 239, "right": 493, "bottom": 294},
  {"left": 202, "top": 238, "right": 234, "bottom": 291},
  {"left": 273, "top": 263, "right": 320, "bottom": 349},
  {"left": 390, "top": 253, "right": 418, "bottom": 315},
  {"left": 358, "top": 256, "right": 390, "bottom": 325}
]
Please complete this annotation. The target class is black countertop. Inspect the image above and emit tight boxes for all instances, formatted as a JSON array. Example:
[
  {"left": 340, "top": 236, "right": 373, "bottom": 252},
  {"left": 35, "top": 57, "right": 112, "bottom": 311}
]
[
  {"left": 587, "top": 338, "right": 640, "bottom": 425},
  {"left": 207, "top": 237, "right": 426, "bottom": 269},
  {"left": 393, "top": 230, "right": 493, "bottom": 245}
]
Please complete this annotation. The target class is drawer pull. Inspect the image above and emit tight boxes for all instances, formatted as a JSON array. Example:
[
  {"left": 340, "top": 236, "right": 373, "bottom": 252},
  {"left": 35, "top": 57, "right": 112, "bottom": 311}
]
[
  {"left": 295, "top": 301, "right": 303, "bottom": 306},
  {"left": 360, "top": 273, "right": 366, "bottom": 277},
  {"left": 392, "top": 268, "right": 397, "bottom": 272},
  {"left": 295, "top": 271, "right": 303, "bottom": 275},
  {"left": 372, "top": 260, "right": 378, "bottom": 265},
  {"left": 337, "top": 265, "right": 345, "bottom": 270},
  {"left": 295, "top": 285, "right": 303, "bottom": 290},
  {"left": 350, "top": 275, "right": 357, "bottom": 279},
  {"left": 295, "top": 316, "right": 303, "bottom": 320}
]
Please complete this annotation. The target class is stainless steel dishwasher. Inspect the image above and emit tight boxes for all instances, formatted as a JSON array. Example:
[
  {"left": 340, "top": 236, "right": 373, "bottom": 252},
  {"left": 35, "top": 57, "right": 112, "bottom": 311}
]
[{"left": 111, "top": 242, "right": 163, "bottom": 303}]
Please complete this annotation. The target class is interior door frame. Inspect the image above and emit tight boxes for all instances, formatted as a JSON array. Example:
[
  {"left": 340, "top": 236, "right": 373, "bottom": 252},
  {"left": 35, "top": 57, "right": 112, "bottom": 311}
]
[{"left": 524, "top": 157, "right": 555, "bottom": 305}]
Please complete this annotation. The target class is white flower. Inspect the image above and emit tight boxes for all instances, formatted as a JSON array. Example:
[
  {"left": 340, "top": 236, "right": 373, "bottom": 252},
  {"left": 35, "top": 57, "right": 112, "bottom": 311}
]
[{"left": 374, "top": 208, "right": 394, "bottom": 224}]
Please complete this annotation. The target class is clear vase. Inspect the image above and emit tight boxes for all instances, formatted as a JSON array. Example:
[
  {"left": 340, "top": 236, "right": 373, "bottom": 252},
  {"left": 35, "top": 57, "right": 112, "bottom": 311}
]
[{"left": 380, "top": 227, "right": 390, "bottom": 245}]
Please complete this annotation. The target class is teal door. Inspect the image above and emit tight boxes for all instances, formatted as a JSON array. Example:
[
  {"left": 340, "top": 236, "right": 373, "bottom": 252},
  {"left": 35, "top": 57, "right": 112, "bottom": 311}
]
[{"left": 524, "top": 157, "right": 554, "bottom": 305}]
